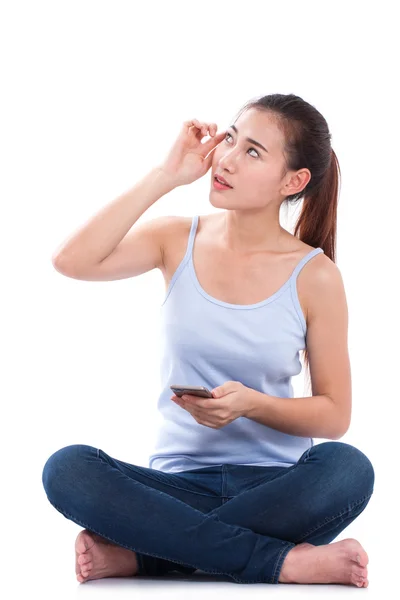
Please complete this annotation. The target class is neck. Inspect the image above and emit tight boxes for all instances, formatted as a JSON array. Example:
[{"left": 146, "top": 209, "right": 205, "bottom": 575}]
[{"left": 219, "top": 210, "right": 287, "bottom": 254}]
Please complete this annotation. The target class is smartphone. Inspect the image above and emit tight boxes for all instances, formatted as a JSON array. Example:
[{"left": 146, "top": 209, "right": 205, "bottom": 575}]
[{"left": 170, "top": 385, "right": 213, "bottom": 398}]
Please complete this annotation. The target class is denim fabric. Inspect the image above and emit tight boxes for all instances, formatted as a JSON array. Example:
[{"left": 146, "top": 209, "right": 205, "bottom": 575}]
[{"left": 42, "top": 441, "right": 374, "bottom": 584}]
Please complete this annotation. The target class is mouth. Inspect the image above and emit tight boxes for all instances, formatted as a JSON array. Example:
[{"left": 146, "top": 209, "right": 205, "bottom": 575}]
[{"left": 214, "top": 175, "right": 233, "bottom": 189}]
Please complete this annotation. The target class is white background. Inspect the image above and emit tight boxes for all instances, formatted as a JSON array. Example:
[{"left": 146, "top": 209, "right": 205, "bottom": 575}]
[{"left": 2, "top": 0, "right": 398, "bottom": 597}]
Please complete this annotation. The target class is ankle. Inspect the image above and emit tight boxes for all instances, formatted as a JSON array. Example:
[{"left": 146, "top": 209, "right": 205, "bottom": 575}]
[{"left": 279, "top": 543, "right": 314, "bottom": 583}]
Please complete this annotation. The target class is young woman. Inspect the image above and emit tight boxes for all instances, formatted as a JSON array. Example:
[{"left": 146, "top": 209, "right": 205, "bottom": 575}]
[{"left": 43, "top": 93, "right": 374, "bottom": 587}]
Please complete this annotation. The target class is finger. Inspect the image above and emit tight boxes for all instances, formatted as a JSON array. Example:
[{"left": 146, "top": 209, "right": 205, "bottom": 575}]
[
  {"left": 184, "top": 119, "right": 213, "bottom": 138},
  {"left": 183, "top": 397, "right": 211, "bottom": 409},
  {"left": 202, "top": 123, "right": 218, "bottom": 137},
  {"left": 186, "top": 119, "right": 204, "bottom": 134},
  {"left": 206, "top": 129, "right": 227, "bottom": 145},
  {"left": 201, "top": 132, "right": 226, "bottom": 166},
  {"left": 209, "top": 123, "right": 219, "bottom": 137},
  {"left": 184, "top": 119, "right": 201, "bottom": 128},
  {"left": 183, "top": 119, "right": 202, "bottom": 136},
  {"left": 202, "top": 123, "right": 216, "bottom": 137},
  {"left": 171, "top": 395, "right": 183, "bottom": 405},
  {"left": 201, "top": 130, "right": 227, "bottom": 156},
  {"left": 197, "top": 121, "right": 209, "bottom": 136}
]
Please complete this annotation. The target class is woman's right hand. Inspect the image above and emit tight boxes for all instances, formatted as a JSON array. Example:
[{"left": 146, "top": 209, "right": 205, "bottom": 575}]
[{"left": 158, "top": 119, "right": 227, "bottom": 188}]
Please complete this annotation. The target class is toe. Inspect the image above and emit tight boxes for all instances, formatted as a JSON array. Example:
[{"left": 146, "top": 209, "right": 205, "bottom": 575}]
[
  {"left": 360, "top": 567, "right": 368, "bottom": 578},
  {"left": 356, "top": 548, "right": 369, "bottom": 567},
  {"left": 342, "top": 539, "right": 369, "bottom": 568},
  {"left": 78, "top": 554, "right": 91, "bottom": 565},
  {"left": 354, "top": 565, "right": 368, "bottom": 578},
  {"left": 353, "top": 572, "right": 367, "bottom": 587},
  {"left": 81, "top": 561, "right": 93, "bottom": 574}
]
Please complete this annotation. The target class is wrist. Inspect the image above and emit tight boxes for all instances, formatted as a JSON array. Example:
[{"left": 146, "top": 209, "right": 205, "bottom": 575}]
[
  {"left": 244, "top": 387, "right": 260, "bottom": 419},
  {"left": 155, "top": 165, "right": 182, "bottom": 190}
]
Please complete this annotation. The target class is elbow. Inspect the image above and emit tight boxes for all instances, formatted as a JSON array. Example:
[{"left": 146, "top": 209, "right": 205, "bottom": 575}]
[
  {"left": 52, "top": 253, "right": 66, "bottom": 270},
  {"left": 52, "top": 256, "right": 78, "bottom": 280},
  {"left": 331, "top": 422, "right": 350, "bottom": 440}
]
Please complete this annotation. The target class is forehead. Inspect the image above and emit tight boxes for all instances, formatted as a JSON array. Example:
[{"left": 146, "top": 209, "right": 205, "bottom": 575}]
[{"left": 234, "top": 108, "right": 283, "bottom": 152}]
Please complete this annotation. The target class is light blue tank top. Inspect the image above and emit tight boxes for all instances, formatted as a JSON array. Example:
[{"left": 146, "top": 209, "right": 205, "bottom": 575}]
[{"left": 148, "top": 215, "right": 324, "bottom": 473}]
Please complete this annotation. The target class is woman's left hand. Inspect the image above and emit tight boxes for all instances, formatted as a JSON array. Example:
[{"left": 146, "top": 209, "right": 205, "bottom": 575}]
[{"left": 170, "top": 380, "right": 252, "bottom": 429}]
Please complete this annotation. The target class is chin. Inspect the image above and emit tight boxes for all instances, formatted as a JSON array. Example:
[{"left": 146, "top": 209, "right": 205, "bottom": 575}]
[{"left": 209, "top": 192, "right": 230, "bottom": 207}]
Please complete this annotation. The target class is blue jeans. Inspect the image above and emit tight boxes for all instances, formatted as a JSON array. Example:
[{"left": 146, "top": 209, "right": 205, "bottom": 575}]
[{"left": 42, "top": 441, "right": 374, "bottom": 584}]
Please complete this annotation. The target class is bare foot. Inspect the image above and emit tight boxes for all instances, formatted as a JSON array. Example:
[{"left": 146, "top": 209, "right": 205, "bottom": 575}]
[
  {"left": 279, "top": 538, "right": 369, "bottom": 587},
  {"left": 75, "top": 529, "right": 139, "bottom": 584}
]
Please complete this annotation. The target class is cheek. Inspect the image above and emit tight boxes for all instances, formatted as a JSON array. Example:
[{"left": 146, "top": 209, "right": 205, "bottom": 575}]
[
  {"left": 212, "top": 148, "right": 223, "bottom": 166},
  {"left": 247, "top": 175, "right": 270, "bottom": 197},
  {"left": 212, "top": 151, "right": 272, "bottom": 195}
]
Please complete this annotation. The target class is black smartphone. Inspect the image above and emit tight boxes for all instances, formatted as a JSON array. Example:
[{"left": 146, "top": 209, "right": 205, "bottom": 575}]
[{"left": 170, "top": 385, "right": 213, "bottom": 398}]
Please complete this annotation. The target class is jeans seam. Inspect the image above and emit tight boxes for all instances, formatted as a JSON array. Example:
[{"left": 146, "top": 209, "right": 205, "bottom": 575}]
[
  {"left": 228, "top": 542, "right": 292, "bottom": 585},
  {"left": 221, "top": 464, "right": 227, "bottom": 498},
  {"left": 294, "top": 492, "right": 374, "bottom": 543},
  {"left": 220, "top": 493, "right": 373, "bottom": 584},
  {"left": 135, "top": 551, "right": 147, "bottom": 576},
  {"left": 272, "top": 542, "right": 296, "bottom": 584}
]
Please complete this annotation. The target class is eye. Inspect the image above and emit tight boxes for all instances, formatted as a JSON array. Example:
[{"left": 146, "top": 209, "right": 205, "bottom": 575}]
[{"left": 224, "top": 133, "right": 259, "bottom": 158}]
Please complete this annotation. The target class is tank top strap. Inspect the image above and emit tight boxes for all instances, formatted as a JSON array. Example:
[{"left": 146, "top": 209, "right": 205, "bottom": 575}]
[
  {"left": 187, "top": 215, "right": 324, "bottom": 281},
  {"left": 186, "top": 214, "right": 199, "bottom": 257},
  {"left": 291, "top": 247, "right": 325, "bottom": 281}
]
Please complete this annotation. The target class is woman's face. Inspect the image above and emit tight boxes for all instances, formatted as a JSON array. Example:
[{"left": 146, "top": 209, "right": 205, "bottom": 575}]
[{"left": 210, "top": 108, "right": 306, "bottom": 209}]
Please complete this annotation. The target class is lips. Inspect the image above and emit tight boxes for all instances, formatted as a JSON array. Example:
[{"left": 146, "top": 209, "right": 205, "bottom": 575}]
[{"left": 214, "top": 174, "right": 233, "bottom": 188}]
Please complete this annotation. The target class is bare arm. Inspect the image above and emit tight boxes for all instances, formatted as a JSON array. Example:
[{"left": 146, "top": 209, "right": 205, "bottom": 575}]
[
  {"left": 245, "top": 390, "right": 344, "bottom": 440},
  {"left": 52, "top": 167, "right": 177, "bottom": 272}
]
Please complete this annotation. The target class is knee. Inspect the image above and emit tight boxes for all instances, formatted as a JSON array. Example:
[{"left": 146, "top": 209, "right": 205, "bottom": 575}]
[
  {"left": 42, "top": 444, "right": 97, "bottom": 501},
  {"left": 315, "top": 441, "right": 375, "bottom": 495},
  {"left": 319, "top": 441, "right": 375, "bottom": 495}
]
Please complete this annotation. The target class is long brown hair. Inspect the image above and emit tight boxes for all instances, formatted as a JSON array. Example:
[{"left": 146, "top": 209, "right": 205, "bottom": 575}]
[{"left": 234, "top": 93, "right": 341, "bottom": 396}]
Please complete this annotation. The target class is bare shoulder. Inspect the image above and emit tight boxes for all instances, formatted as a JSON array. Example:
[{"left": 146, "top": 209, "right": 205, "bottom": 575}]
[
  {"left": 290, "top": 239, "right": 344, "bottom": 327},
  {"left": 160, "top": 213, "right": 223, "bottom": 259},
  {"left": 160, "top": 215, "right": 193, "bottom": 269},
  {"left": 302, "top": 250, "right": 342, "bottom": 285},
  {"left": 300, "top": 252, "right": 347, "bottom": 321},
  {"left": 160, "top": 213, "right": 216, "bottom": 274}
]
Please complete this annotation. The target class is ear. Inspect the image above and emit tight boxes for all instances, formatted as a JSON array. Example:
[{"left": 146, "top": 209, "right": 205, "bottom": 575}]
[{"left": 284, "top": 168, "right": 311, "bottom": 196}]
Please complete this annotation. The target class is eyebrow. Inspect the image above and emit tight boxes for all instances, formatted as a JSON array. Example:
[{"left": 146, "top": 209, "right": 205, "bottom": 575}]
[{"left": 229, "top": 124, "right": 269, "bottom": 153}]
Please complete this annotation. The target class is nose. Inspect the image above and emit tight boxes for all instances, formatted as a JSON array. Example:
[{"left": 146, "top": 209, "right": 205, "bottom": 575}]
[{"left": 217, "top": 148, "right": 238, "bottom": 173}]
